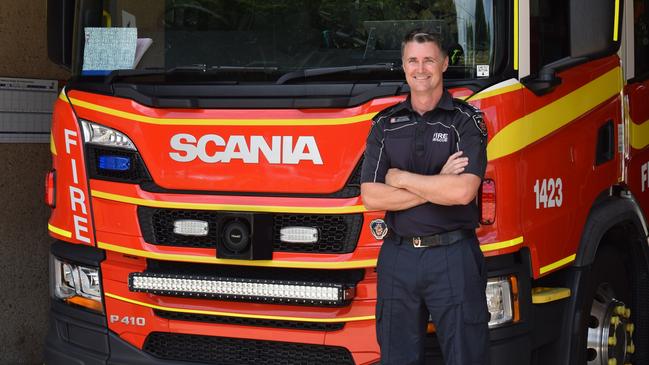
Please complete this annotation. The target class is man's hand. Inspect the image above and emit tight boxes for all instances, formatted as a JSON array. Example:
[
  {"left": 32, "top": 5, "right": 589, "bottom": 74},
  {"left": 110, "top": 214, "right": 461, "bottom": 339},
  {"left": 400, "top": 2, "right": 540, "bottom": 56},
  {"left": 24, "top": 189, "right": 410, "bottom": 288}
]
[
  {"left": 383, "top": 150, "right": 479, "bottom": 206},
  {"left": 440, "top": 151, "right": 469, "bottom": 175},
  {"left": 385, "top": 168, "right": 409, "bottom": 188},
  {"left": 386, "top": 152, "right": 468, "bottom": 188},
  {"left": 361, "top": 182, "right": 427, "bottom": 211}
]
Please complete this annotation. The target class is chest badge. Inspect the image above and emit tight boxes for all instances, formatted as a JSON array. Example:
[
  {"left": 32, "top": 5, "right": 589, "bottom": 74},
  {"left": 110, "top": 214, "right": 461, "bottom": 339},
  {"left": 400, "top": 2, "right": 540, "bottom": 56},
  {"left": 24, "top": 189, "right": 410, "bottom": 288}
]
[
  {"left": 390, "top": 116, "right": 410, "bottom": 124},
  {"left": 369, "top": 219, "right": 388, "bottom": 240},
  {"left": 432, "top": 132, "right": 449, "bottom": 143}
]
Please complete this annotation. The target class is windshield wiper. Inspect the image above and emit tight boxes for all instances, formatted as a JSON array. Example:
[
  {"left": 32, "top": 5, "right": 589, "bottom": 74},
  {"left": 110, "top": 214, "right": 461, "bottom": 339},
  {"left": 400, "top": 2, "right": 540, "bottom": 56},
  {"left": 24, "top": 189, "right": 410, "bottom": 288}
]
[
  {"left": 275, "top": 63, "right": 400, "bottom": 85},
  {"left": 104, "top": 64, "right": 279, "bottom": 83},
  {"left": 210, "top": 65, "right": 279, "bottom": 72}
]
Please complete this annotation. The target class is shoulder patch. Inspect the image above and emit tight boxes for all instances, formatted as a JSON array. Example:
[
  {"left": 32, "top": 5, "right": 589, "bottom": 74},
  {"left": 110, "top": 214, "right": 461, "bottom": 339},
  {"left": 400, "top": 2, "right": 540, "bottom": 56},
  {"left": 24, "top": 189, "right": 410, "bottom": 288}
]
[
  {"left": 472, "top": 114, "right": 488, "bottom": 137},
  {"left": 453, "top": 98, "right": 487, "bottom": 137}
]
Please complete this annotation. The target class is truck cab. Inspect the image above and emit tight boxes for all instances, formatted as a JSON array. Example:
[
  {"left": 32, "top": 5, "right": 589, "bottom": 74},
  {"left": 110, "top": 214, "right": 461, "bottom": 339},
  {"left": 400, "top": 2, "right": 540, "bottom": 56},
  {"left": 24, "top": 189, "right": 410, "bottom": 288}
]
[{"left": 44, "top": 1, "right": 649, "bottom": 364}]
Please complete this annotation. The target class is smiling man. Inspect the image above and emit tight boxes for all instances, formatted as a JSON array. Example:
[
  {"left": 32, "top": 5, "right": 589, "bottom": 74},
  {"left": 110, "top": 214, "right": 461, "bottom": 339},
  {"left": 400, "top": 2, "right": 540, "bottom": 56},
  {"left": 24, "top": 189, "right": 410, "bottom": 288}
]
[{"left": 360, "top": 30, "right": 490, "bottom": 365}]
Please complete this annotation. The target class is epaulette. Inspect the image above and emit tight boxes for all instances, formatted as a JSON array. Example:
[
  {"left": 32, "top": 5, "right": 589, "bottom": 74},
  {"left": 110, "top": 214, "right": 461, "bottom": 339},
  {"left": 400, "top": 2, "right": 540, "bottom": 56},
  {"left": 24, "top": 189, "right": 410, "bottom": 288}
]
[
  {"left": 371, "top": 101, "right": 409, "bottom": 126},
  {"left": 453, "top": 97, "right": 482, "bottom": 116},
  {"left": 453, "top": 98, "right": 488, "bottom": 137}
]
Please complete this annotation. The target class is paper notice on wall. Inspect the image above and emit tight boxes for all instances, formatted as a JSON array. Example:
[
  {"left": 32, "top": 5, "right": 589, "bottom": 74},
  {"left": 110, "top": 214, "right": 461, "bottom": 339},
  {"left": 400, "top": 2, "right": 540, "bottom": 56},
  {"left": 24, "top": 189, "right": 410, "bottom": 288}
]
[{"left": 82, "top": 27, "right": 137, "bottom": 74}]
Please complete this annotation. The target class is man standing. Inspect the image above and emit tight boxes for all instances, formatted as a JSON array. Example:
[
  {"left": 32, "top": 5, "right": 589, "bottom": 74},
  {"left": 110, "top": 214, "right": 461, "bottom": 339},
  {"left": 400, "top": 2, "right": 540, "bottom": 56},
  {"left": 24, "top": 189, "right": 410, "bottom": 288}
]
[{"left": 360, "top": 30, "right": 490, "bottom": 365}]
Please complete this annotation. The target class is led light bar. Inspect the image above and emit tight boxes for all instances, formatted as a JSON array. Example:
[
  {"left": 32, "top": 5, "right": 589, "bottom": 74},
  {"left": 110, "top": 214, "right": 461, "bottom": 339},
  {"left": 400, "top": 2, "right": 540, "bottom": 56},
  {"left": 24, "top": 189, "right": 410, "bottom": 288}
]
[
  {"left": 173, "top": 219, "right": 209, "bottom": 236},
  {"left": 280, "top": 226, "right": 318, "bottom": 243},
  {"left": 129, "top": 272, "right": 355, "bottom": 306}
]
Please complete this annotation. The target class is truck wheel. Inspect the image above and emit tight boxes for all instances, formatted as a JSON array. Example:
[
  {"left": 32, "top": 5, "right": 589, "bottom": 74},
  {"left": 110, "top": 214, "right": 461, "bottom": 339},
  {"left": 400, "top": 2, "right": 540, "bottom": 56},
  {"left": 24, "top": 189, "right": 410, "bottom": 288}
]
[{"left": 584, "top": 245, "right": 635, "bottom": 365}]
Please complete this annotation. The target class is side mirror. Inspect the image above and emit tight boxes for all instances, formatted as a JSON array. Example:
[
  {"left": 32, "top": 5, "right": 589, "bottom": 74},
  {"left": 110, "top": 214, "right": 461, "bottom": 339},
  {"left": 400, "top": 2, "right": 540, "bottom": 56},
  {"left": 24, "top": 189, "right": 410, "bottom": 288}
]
[
  {"left": 521, "top": 57, "right": 587, "bottom": 96},
  {"left": 47, "top": 0, "right": 75, "bottom": 70},
  {"left": 522, "top": 0, "right": 622, "bottom": 96}
]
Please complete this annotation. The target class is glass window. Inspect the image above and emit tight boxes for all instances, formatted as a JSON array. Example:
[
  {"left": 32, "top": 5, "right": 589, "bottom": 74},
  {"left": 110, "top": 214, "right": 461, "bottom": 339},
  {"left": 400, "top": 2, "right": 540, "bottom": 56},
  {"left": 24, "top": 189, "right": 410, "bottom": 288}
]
[
  {"left": 76, "top": 0, "right": 497, "bottom": 81},
  {"left": 635, "top": 0, "right": 649, "bottom": 78},
  {"left": 529, "top": 0, "right": 570, "bottom": 74}
]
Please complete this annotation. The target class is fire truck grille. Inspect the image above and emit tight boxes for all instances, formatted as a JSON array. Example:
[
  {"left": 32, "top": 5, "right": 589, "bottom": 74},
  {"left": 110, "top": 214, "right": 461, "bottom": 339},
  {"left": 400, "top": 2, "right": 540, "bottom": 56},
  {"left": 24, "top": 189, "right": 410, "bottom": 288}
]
[
  {"left": 153, "top": 309, "right": 345, "bottom": 331},
  {"left": 138, "top": 207, "right": 362, "bottom": 253},
  {"left": 139, "top": 208, "right": 220, "bottom": 247},
  {"left": 142, "top": 332, "right": 355, "bottom": 365},
  {"left": 272, "top": 214, "right": 362, "bottom": 253}
]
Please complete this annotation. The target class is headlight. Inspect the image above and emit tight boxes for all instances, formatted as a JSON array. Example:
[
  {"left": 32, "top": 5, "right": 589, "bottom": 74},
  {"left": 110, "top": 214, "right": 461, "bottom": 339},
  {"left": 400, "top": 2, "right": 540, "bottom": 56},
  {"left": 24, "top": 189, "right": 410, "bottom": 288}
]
[
  {"left": 486, "top": 276, "right": 517, "bottom": 328},
  {"left": 80, "top": 119, "right": 136, "bottom": 150},
  {"left": 51, "top": 256, "right": 103, "bottom": 313}
]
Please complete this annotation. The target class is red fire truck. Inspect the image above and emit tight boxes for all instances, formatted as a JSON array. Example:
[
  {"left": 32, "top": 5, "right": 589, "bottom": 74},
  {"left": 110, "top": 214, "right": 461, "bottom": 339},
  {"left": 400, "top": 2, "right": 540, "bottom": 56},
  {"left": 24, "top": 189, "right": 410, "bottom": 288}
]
[{"left": 44, "top": 0, "right": 649, "bottom": 364}]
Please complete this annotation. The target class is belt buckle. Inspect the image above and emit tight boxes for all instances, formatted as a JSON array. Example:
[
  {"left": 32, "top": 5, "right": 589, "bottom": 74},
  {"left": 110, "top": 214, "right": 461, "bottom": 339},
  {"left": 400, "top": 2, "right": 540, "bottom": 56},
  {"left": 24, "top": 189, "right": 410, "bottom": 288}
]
[{"left": 412, "top": 237, "right": 423, "bottom": 248}]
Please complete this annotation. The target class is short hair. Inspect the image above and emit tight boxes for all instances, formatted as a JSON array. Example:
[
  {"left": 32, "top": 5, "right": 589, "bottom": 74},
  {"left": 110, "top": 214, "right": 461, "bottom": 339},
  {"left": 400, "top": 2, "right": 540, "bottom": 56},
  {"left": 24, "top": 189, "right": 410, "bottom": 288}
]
[{"left": 401, "top": 29, "right": 447, "bottom": 58}]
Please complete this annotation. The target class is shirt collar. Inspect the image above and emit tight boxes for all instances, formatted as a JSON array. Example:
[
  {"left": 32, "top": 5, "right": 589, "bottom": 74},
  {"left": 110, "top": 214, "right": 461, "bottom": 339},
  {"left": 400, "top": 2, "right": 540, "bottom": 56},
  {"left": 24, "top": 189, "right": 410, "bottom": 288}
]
[{"left": 399, "top": 89, "right": 455, "bottom": 114}]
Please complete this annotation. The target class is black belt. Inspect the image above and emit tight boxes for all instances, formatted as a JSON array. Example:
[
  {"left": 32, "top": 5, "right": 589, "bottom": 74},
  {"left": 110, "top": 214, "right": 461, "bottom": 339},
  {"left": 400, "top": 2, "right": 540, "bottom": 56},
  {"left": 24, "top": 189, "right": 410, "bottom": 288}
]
[{"left": 387, "top": 229, "right": 474, "bottom": 248}]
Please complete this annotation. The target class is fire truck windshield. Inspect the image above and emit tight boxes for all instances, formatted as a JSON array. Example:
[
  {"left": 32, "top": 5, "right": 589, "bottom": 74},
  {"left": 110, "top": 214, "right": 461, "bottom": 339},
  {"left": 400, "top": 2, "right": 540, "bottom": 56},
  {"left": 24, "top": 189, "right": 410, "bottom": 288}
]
[{"left": 76, "top": 0, "right": 497, "bottom": 82}]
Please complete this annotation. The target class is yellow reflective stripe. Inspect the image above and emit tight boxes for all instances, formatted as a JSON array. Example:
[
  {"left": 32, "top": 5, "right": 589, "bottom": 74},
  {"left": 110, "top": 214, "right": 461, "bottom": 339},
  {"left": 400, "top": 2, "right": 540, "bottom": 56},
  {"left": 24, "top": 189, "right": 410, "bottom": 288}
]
[
  {"left": 102, "top": 10, "right": 111, "bottom": 27},
  {"left": 613, "top": 0, "right": 620, "bottom": 41},
  {"left": 480, "top": 236, "right": 523, "bottom": 252},
  {"left": 105, "top": 292, "right": 374, "bottom": 323},
  {"left": 467, "top": 83, "right": 524, "bottom": 101},
  {"left": 50, "top": 133, "right": 57, "bottom": 156},
  {"left": 97, "top": 241, "right": 378, "bottom": 269},
  {"left": 630, "top": 118, "right": 649, "bottom": 149},
  {"left": 59, "top": 94, "right": 376, "bottom": 126},
  {"left": 98, "top": 237, "right": 524, "bottom": 268},
  {"left": 91, "top": 190, "right": 366, "bottom": 214},
  {"left": 48, "top": 224, "right": 72, "bottom": 238},
  {"left": 539, "top": 254, "right": 576, "bottom": 275},
  {"left": 531, "top": 287, "right": 571, "bottom": 304},
  {"left": 514, "top": 0, "right": 519, "bottom": 70},
  {"left": 487, "top": 67, "right": 622, "bottom": 161}
]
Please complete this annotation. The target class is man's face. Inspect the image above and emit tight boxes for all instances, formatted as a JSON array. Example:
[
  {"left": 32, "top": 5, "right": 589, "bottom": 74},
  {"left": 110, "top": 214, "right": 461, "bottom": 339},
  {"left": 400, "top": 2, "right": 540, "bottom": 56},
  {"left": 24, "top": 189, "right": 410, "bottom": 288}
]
[{"left": 402, "top": 41, "right": 448, "bottom": 95}]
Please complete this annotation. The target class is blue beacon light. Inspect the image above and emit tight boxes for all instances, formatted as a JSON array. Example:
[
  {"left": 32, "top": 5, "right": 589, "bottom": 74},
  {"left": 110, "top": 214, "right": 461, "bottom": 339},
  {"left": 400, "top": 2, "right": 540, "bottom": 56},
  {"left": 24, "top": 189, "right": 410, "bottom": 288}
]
[{"left": 98, "top": 155, "right": 131, "bottom": 171}]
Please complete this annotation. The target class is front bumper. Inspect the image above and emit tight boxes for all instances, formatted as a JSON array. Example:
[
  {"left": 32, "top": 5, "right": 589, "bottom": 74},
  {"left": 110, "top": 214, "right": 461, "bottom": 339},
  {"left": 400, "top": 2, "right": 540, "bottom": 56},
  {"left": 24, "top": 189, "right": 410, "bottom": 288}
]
[
  {"left": 45, "top": 240, "right": 535, "bottom": 365},
  {"left": 44, "top": 297, "right": 532, "bottom": 365},
  {"left": 44, "top": 300, "right": 167, "bottom": 365}
]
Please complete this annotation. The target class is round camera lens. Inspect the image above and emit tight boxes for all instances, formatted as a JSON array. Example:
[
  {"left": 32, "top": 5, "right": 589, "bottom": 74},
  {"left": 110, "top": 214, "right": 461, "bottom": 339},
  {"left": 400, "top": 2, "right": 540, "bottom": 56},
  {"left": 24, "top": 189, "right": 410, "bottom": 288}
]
[{"left": 223, "top": 220, "right": 250, "bottom": 253}]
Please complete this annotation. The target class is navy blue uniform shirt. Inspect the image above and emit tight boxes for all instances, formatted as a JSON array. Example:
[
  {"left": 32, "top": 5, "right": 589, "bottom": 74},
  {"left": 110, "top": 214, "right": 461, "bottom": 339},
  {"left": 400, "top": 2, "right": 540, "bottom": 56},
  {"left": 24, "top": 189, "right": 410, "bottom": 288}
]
[{"left": 360, "top": 90, "right": 488, "bottom": 236}]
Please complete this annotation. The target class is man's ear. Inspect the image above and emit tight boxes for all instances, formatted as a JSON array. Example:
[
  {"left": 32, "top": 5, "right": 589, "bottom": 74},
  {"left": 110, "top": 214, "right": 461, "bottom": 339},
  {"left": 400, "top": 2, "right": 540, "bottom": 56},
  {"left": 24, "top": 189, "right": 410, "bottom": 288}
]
[{"left": 442, "top": 55, "right": 449, "bottom": 72}]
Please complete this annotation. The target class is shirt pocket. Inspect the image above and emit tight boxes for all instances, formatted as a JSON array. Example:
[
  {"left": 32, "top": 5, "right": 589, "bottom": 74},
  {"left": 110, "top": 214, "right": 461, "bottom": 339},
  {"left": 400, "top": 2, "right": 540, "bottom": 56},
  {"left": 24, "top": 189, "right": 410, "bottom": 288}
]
[{"left": 384, "top": 135, "right": 413, "bottom": 170}]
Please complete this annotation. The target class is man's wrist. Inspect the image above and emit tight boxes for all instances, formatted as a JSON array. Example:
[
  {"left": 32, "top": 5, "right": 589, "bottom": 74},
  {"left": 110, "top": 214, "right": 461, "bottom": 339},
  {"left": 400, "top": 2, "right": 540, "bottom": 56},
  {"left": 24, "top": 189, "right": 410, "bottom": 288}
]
[{"left": 399, "top": 171, "right": 414, "bottom": 189}]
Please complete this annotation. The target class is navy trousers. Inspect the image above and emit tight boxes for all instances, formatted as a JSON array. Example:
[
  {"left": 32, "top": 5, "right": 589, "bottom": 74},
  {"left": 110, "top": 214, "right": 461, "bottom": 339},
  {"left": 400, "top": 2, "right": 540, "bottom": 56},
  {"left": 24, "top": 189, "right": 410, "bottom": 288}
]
[{"left": 376, "top": 235, "right": 490, "bottom": 365}]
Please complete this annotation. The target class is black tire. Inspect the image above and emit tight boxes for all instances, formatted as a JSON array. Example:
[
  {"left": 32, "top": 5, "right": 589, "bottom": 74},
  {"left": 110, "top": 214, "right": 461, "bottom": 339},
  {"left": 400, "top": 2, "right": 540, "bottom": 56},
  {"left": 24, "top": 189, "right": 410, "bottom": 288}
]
[{"left": 576, "top": 244, "right": 634, "bottom": 365}]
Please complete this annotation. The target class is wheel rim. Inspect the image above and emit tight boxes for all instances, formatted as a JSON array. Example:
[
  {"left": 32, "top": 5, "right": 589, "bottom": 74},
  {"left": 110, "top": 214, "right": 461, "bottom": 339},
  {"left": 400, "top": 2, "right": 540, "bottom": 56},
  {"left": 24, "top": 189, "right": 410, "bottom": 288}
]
[{"left": 587, "top": 283, "right": 635, "bottom": 365}]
